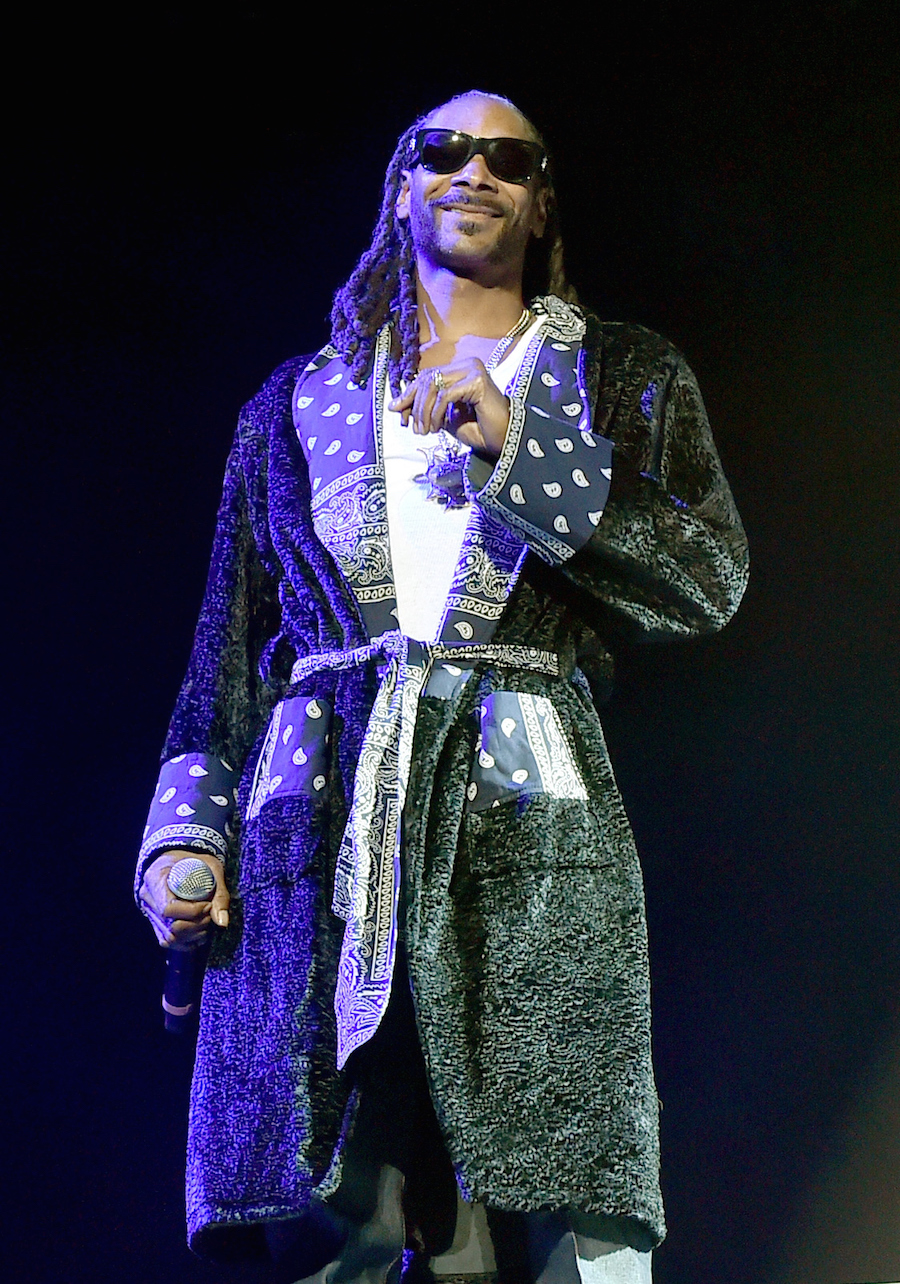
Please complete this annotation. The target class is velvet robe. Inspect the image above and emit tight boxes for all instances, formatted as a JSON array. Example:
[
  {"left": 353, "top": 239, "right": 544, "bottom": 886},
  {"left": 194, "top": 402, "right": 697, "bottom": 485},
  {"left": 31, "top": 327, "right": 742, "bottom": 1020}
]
[{"left": 145, "top": 308, "right": 748, "bottom": 1259}]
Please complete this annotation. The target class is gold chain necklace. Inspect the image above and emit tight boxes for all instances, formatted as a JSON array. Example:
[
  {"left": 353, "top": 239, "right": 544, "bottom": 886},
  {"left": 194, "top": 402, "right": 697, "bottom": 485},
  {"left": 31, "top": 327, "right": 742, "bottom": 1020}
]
[{"left": 485, "top": 307, "right": 533, "bottom": 370}]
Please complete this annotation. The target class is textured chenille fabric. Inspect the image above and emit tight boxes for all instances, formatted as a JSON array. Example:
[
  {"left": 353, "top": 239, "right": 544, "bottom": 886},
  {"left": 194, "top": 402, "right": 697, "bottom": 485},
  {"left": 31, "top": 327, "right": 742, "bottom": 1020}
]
[{"left": 148, "top": 311, "right": 748, "bottom": 1264}]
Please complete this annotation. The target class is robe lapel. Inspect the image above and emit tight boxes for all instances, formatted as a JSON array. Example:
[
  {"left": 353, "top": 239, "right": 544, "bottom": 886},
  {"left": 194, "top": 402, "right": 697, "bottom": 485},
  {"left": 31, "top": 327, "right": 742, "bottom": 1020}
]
[
  {"left": 437, "top": 297, "right": 592, "bottom": 644},
  {"left": 295, "top": 330, "right": 398, "bottom": 640}
]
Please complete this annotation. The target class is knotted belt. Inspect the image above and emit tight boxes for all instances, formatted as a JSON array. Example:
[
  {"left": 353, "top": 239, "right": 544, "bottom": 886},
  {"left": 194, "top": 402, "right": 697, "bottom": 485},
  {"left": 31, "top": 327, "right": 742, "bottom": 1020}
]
[{"left": 290, "top": 631, "right": 560, "bottom": 1067}]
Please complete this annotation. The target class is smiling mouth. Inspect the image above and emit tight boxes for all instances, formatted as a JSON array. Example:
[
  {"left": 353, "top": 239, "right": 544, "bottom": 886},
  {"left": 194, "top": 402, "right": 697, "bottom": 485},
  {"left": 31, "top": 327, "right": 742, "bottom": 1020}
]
[{"left": 436, "top": 201, "right": 503, "bottom": 218}]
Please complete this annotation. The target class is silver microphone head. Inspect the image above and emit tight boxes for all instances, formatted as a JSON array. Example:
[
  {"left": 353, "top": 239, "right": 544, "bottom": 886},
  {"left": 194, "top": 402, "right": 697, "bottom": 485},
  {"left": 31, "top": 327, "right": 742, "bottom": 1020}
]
[{"left": 167, "top": 857, "right": 217, "bottom": 902}]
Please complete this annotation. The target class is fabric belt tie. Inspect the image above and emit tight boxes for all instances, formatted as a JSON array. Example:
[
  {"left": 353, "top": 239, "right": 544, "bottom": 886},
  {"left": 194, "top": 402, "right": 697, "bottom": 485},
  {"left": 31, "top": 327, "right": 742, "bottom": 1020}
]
[{"left": 290, "top": 631, "right": 560, "bottom": 1068}]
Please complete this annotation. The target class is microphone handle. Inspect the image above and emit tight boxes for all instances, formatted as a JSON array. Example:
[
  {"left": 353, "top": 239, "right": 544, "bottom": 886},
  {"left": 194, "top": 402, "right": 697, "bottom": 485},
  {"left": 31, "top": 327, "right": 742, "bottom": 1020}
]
[{"left": 163, "top": 941, "right": 210, "bottom": 1034}]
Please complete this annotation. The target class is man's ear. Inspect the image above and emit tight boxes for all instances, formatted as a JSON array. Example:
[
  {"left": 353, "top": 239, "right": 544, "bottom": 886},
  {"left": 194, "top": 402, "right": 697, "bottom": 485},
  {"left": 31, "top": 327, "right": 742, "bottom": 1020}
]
[{"left": 396, "top": 172, "right": 411, "bottom": 221}]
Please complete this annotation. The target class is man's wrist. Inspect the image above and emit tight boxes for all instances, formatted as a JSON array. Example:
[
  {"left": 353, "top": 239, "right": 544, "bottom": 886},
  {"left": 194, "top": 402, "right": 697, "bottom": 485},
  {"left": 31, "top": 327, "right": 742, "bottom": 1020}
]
[
  {"left": 478, "top": 391, "right": 511, "bottom": 457},
  {"left": 464, "top": 449, "right": 497, "bottom": 500}
]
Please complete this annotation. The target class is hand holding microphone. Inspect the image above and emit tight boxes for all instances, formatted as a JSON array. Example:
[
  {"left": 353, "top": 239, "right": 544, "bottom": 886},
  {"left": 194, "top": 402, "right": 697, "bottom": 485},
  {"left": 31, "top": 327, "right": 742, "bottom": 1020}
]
[{"left": 139, "top": 851, "right": 230, "bottom": 1032}]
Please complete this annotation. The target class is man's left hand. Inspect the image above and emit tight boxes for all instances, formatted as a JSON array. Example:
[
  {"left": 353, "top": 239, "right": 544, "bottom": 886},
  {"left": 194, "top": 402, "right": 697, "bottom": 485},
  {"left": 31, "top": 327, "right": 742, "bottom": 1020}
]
[{"left": 389, "top": 358, "right": 509, "bottom": 458}]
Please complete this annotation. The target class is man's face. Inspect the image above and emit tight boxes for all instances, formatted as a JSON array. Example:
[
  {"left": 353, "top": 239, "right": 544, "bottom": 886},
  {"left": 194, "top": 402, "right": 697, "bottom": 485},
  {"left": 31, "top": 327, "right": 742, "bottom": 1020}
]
[{"left": 396, "top": 95, "right": 548, "bottom": 285}]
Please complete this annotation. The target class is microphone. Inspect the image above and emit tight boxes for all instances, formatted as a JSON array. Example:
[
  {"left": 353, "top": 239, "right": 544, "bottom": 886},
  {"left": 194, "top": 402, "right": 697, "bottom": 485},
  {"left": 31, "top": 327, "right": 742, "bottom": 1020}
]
[{"left": 163, "top": 857, "right": 216, "bottom": 1034}]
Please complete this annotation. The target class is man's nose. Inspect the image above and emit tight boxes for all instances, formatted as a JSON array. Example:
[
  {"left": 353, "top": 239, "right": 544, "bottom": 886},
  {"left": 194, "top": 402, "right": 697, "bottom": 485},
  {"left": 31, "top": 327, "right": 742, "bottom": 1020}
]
[{"left": 453, "top": 153, "right": 497, "bottom": 188}]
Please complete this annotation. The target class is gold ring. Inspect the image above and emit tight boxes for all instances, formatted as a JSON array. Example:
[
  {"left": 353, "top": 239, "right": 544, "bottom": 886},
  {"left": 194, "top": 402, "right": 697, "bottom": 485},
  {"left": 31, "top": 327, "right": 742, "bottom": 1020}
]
[{"left": 432, "top": 370, "right": 446, "bottom": 391}]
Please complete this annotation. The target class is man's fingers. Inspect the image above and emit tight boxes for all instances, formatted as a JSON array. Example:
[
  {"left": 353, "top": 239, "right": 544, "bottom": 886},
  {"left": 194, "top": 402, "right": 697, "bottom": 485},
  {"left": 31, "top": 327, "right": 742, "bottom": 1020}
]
[
  {"left": 388, "top": 385, "right": 415, "bottom": 412},
  {"left": 396, "top": 359, "right": 495, "bottom": 433},
  {"left": 431, "top": 382, "right": 478, "bottom": 434},
  {"left": 431, "top": 388, "right": 461, "bottom": 434},
  {"left": 144, "top": 905, "right": 176, "bottom": 946},
  {"left": 146, "top": 903, "right": 209, "bottom": 946},
  {"left": 141, "top": 903, "right": 207, "bottom": 955},
  {"left": 413, "top": 377, "right": 440, "bottom": 435},
  {"left": 142, "top": 887, "right": 212, "bottom": 924},
  {"left": 209, "top": 861, "right": 231, "bottom": 929},
  {"left": 142, "top": 900, "right": 211, "bottom": 948},
  {"left": 389, "top": 383, "right": 417, "bottom": 426},
  {"left": 391, "top": 369, "right": 469, "bottom": 434},
  {"left": 161, "top": 895, "right": 211, "bottom": 922},
  {"left": 168, "top": 918, "right": 210, "bottom": 949},
  {"left": 425, "top": 374, "right": 470, "bottom": 434}
]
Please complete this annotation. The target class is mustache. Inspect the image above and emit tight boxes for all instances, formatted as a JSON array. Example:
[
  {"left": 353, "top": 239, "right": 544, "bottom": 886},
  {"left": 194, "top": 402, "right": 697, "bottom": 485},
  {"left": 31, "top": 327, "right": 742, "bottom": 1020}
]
[{"left": 430, "top": 193, "right": 505, "bottom": 215}]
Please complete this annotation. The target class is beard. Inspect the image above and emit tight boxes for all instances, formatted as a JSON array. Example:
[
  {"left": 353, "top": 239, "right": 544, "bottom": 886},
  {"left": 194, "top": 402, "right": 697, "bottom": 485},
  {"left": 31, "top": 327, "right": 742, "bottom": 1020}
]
[{"left": 408, "top": 192, "right": 531, "bottom": 277}]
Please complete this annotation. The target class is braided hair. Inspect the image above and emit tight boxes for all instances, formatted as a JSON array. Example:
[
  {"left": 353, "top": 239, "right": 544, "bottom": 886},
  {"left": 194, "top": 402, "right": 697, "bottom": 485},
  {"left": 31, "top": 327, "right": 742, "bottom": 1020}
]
[{"left": 329, "top": 93, "right": 576, "bottom": 394}]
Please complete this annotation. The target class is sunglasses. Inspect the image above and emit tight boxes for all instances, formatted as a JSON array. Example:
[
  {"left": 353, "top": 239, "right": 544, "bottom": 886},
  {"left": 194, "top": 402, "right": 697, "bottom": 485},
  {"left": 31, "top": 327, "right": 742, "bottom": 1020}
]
[{"left": 408, "top": 129, "right": 548, "bottom": 185}]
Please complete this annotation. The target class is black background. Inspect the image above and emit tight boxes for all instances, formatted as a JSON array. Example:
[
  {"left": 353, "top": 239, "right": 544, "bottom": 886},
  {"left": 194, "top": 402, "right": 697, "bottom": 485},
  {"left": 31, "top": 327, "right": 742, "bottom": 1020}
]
[{"left": 3, "top": 4, "right": 899, "bottom": 1282}]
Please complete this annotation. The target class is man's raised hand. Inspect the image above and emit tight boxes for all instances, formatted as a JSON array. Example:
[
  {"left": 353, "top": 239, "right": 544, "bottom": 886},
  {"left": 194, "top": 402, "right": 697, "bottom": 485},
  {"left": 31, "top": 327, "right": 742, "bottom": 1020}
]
[{"left": 388, "top": 357, "right": 510, "bottom": 458}]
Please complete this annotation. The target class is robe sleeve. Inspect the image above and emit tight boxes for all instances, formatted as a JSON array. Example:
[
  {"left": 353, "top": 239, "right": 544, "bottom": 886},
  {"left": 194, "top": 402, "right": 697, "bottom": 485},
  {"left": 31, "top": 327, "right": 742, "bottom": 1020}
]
[
  {"left": 470, "top": 328, "right": 748, "bottom": 639},
  {"left": 465, "top": 394, "right": 613, "bottom": 565},
  {"left": 134, "top": 418, "right": 281, "bottom": 895}
]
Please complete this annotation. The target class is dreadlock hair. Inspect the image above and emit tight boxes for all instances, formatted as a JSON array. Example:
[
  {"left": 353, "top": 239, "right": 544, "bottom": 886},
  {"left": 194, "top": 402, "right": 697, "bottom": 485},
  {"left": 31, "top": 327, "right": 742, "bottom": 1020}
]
[{"left": 329, "top": 92, "right": 577, "bottom": 395}]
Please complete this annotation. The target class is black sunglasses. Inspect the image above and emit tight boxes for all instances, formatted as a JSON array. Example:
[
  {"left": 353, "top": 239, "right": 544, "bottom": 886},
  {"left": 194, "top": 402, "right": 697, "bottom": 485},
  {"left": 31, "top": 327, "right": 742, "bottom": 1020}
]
[{"left": 408, "top": 129, "right": 547, "bottom": 185}]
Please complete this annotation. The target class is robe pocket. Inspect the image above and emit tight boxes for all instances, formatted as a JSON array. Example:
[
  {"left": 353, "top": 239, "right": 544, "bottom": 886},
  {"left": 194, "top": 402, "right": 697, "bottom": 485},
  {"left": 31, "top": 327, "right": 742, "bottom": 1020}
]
[
  {"left": 465, "top": 690, "right": 588, "bottom": 813},
  {"left": 461, "top": 793, "right": 614, "bottom": 881},
  {"left": 245, "top": 694, "right": 332, "bottom": 823}
]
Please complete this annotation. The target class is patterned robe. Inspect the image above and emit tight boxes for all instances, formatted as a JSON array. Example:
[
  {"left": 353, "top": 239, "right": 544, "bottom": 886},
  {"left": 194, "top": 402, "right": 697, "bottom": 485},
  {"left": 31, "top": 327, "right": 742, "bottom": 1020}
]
[{"left": 137, "top": 298, "right": 748, "bottom": 1259}]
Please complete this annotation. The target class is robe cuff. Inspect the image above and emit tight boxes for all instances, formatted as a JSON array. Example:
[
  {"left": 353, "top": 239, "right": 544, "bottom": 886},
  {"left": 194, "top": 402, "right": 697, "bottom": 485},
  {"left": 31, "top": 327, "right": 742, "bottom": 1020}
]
[
  {"left": 135, "top": 752, "right": 239, "bottom": 895},
  {"left": 466, "top": 396, "right": 613, "bottom": 565}
]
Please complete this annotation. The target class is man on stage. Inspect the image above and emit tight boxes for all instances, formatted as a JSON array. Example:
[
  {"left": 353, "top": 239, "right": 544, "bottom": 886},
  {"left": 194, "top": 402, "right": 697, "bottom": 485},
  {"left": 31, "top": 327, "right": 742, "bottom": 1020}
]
[{"left": 137, "top": 90, "right": 748, "bottom": 1283}]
